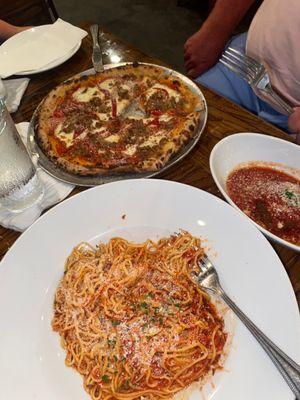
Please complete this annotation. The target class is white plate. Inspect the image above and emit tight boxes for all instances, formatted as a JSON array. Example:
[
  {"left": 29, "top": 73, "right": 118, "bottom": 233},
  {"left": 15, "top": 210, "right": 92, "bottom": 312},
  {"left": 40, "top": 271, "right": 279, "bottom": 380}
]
[
  {"left": 0, "top": 25, "right": 81, "bottom": 76},
  {"left": 210, "top": 132, "right": 300, "bottom": 252},
  {"left": 0, "top": 179, "right": 299, "bottom": 400}
]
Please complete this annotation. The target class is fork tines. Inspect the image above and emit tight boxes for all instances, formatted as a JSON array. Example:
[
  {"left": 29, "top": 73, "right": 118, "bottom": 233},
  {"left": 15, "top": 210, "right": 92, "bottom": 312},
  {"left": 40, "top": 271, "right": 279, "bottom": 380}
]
[
  {"left": 226, "top": 47, "right": 261, "bottom": 69},
  {"left": 198, "top": 254, "right": 211, "bottom": 270},
  {"left": 220, "top": 47, "right": 264, "bottom": 84}
]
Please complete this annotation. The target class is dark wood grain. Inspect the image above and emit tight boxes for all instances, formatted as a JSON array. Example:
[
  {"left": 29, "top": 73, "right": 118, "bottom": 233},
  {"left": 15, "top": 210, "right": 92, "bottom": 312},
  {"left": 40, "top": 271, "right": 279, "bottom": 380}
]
[{"left": 1, "top": 23, "right": 299, "bottom": 307}]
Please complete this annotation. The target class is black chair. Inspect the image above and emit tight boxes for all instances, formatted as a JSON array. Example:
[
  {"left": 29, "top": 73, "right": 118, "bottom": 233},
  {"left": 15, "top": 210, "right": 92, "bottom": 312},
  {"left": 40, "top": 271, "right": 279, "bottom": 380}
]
[{"left": 0, "top": 0, "right": 58, "bottom": 26}]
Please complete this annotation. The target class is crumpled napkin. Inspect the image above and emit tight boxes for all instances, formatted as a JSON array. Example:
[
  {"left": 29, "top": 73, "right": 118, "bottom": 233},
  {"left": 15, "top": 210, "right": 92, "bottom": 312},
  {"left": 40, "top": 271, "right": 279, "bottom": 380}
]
[
  {"left": 0, "top": 19, "right": 87, "bottom": 78},
  {"left": 2, "top": 78, "right": 30, "bottom": 112},
  {"left": 0, "top": 122, "right": 75, "bottom": 232}
]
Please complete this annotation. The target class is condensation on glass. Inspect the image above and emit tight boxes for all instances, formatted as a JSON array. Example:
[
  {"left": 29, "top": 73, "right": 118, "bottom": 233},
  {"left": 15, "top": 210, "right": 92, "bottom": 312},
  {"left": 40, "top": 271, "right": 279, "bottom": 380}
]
[{"left": 0, "top": 99, "right": 44, "bottom": 212}]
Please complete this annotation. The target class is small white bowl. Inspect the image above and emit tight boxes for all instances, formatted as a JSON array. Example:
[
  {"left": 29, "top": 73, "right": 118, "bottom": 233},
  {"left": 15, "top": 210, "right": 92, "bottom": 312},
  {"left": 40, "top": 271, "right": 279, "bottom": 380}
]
[{"left": 210, "top": 132, "right": 300, "bottom": 251}]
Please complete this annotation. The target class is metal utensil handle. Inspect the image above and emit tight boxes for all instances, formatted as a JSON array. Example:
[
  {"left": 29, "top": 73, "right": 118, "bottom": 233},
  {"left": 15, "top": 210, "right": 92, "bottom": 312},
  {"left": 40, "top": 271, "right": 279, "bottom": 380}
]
[
  {"left": 219, "top": 288, "right": 300, "bottom": 399},
  {"left": 264, "top": 84, "right": 294, "bottom": 115},
  {"left": 90, "top": 24, "right": 100, "bottom": 48}
]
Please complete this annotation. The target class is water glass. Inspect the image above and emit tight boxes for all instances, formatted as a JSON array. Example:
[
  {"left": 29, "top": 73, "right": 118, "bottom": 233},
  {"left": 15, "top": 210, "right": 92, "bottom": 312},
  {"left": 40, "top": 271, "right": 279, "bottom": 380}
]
[
  {"left": 0, "top": 100, "right": 44, "bottom": 212},
  {"left": 0, "top": 78, "right": 7, "bottom": 101}
]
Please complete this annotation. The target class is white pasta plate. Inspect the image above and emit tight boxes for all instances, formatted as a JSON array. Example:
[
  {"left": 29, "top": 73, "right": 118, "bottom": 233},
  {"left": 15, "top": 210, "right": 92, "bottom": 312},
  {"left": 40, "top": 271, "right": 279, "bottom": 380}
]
[
  {"left": 0, "top": 179, "right": 299, "bottom": 399},
  {"left": 210, "top": 132, "right": 300, "bottom": 252}
]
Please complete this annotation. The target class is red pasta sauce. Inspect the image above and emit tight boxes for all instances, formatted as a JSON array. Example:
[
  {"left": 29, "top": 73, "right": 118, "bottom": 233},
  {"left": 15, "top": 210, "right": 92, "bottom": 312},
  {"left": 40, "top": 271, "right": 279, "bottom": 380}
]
[{"left": 226, "top": 165, "right": 300, "bottom": 246}]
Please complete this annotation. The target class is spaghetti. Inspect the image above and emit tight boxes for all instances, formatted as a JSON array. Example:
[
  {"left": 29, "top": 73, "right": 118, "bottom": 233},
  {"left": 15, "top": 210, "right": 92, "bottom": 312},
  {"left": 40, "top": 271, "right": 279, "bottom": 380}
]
[{"left": 52, "top": 232, "right": 227, "bottom": 400}]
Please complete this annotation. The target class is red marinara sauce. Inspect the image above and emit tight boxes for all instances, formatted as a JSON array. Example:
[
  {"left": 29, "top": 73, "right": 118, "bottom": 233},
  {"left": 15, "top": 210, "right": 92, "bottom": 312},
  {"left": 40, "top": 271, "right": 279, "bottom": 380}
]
[{"left": 226, "top": 165, "right": 300, "bottom": 246}]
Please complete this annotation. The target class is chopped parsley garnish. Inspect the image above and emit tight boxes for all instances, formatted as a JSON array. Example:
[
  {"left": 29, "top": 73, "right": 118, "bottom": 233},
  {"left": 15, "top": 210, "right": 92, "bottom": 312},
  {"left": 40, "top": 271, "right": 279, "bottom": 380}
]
[
  {"left": 285, "top": 190, "right": 294, "bottom": 199},
  {"left": 111, "top": 320, "right": 121, "bottom": 326},
  {"left": 113, "top": 355, "right": 118, "bottom": 362},
  {"left": 146, "top": 292, "right": 154, "bottom": 298},
  {"left": 108, "top": 338, "right": 116, "bottom": 347},
  {"left": 284, "top": 189, "right": 299, "bottom": 206},
  {"left": 140, "top": 301, "right": 148, "bottom": 309},
  {"left": 142, "top": 323, "right": 149, "bottom": 330},
  {"left": 170, "top": 297, "right": 181, "bottom": 308},
  {"left": 159, "top": 317, "right": 163, "bottom": 326},
  {"left": 140, "top": 302, "right": 149, "bottom": 314},
  {"left": 102, "top": 375, "right": 110, "bottom": 383},
  {"left": 154, "top": 307, "right": 160, "bottom": 315}
]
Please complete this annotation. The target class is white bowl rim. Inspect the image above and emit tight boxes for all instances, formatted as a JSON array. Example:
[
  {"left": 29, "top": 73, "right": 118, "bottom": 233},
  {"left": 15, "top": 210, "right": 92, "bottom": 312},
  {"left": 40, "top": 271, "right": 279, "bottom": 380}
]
[{"left": 209, "top": 132, "right": 300, "bottom": 252}]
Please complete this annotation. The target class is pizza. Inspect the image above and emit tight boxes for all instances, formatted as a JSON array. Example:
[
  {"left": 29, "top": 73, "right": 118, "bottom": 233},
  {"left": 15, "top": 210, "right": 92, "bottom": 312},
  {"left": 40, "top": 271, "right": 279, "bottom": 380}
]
[{"left": 35, "top": 63, "right": 204, "bottom": 175}]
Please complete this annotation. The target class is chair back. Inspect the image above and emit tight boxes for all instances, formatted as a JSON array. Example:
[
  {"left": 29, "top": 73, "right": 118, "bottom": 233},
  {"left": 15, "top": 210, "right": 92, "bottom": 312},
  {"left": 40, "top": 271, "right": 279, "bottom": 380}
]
[{"left": 0, "top": 0, "right": 58, "bottom": 26}]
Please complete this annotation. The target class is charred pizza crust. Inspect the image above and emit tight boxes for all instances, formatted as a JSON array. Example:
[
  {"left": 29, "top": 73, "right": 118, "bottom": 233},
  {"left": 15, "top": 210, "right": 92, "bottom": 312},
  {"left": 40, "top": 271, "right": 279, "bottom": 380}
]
[{"left": 35, "top": 64, "right": 203, "bottom": 175}]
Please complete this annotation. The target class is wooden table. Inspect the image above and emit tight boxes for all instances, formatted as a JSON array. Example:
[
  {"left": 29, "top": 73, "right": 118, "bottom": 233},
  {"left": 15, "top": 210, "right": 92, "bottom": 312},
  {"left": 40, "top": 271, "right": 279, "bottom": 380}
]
[{"left": 1, "top": 25, "right": 299, "bottom": 306}]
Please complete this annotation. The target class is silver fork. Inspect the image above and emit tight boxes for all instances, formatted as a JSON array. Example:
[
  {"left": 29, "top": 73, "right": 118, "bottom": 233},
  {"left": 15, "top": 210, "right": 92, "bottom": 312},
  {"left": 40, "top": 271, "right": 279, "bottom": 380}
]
[
  {"left": 220, "top": 47, "right": 294, "bottom": 115},
  {"left": 197, "top": 255, "right": 300, "bottom": 399},
  {"left": 90, "top": 24, "right": 104, "bottom": 73}
]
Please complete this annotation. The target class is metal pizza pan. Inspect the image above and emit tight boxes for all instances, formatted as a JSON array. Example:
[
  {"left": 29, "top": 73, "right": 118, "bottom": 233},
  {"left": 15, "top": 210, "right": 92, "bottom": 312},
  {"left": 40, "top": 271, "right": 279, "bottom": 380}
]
[{"left": 28, "top": 62, "right": 208, "bottom": 187}]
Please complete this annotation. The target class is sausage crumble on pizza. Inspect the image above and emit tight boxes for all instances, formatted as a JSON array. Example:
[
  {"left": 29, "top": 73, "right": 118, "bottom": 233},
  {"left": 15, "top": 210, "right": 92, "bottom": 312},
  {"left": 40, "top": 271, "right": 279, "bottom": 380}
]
[{"left": 36, "top": 64, "right": 204, "bottom": 175}]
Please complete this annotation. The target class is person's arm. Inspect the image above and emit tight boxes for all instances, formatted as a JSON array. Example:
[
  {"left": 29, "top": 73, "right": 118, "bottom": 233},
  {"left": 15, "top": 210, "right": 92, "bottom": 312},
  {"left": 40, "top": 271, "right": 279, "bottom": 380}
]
[
  {"left": 288, "top": 108, "right": 300, "bottom": 144},
  {"left": 184, "top": 0, "right": 255, "bottom": 78},
  {"left": 0, "top": 20, "right": 31, "bottom": 41}
]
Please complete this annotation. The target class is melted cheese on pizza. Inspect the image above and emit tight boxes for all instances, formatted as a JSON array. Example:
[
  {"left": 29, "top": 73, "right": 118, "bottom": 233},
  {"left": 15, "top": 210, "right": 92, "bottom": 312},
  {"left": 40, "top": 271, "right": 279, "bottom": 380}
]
[
  {"left": 54, "top": 124, "right": 89, "bottom": 148},
  {"left": 145, "top": 83, "right": 181, "bottom": 102},
  {"left": 140, "top": 134, "right": 164, "bottom": 148},
  {"left": 116, "top": 98, "right": 130, "bottom": 115},
  {"left": 73, "top": 87, "right": 104, "bottom": 103},
  {"left": 54, "top": 124, "right": 75, "bottom": 147},
  {"left": 97, "top": 112, "right": 110, "bottom": 121},
  {"left": 98, "top": 79, "right": 115, "bottom": 91},
  {"left": 123, "top": 144, "right": 137, "bottom": 156},
  {"left": 159, "top": 114, "right": 173, "bottom": 122},
  {"left": 104, "top": 134, "right": 120, "bottom": 143}
]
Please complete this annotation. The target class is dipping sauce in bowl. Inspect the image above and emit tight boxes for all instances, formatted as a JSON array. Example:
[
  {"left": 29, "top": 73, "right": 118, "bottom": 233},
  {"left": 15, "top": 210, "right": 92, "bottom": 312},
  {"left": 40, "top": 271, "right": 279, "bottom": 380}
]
[{"left": 226, "top": 163, "right": 300, "bottom": 246}]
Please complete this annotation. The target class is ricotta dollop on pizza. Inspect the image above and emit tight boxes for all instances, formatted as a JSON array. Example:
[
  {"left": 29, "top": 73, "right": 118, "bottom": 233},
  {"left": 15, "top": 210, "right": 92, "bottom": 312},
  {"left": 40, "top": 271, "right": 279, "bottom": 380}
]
[{"left": 36, "top": 64, "right": 203, "bottom": 175}]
